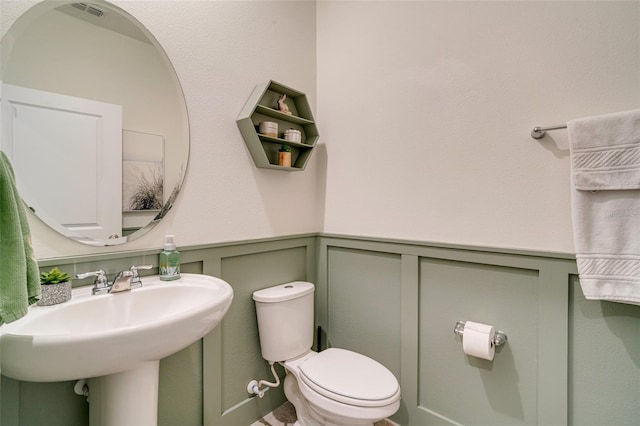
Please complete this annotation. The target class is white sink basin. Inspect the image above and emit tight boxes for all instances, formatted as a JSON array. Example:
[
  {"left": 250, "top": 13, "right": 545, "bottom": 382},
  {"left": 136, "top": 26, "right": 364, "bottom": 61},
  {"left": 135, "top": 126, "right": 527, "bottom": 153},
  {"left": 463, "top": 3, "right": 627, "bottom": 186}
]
[{"left": 0, "top": 273, "right": 233, "bottom": 382}]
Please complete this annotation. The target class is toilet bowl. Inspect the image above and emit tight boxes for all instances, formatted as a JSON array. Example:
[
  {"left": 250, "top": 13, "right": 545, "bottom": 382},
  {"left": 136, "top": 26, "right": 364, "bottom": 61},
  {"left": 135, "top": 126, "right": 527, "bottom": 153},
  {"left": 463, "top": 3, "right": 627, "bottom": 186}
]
[
  {"left": 284, "top": 349, "right": 401, "bottom": 426},
  {"left": 253, "top": 282, "right": 401, "bottom": 426}
]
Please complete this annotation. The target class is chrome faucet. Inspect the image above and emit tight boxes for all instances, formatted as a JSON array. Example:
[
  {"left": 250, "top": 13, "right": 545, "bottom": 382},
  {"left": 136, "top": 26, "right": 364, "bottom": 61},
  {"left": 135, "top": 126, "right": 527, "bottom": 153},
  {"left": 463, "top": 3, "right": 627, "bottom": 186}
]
[
  {"left": 76, "top": 265, "right": 153, "bottom": 295},
  {"left": 110, "top": 270, "right": 134, "bottom": 293}
]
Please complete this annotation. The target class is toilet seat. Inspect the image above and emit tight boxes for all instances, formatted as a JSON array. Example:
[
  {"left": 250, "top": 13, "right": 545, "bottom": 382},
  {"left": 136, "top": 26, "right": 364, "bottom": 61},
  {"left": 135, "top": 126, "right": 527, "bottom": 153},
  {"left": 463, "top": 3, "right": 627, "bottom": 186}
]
[{"left": 297, "top": 348, "right": 400, "bottom": 407}]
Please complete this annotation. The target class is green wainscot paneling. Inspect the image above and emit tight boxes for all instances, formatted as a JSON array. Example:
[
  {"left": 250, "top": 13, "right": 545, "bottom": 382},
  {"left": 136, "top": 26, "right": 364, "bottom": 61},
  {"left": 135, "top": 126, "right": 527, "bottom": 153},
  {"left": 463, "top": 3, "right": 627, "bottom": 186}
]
[
  {"left": 318, "top": 236, "right": 572, "bottom": 426},
  {"left": 0, "top": 235, "right": 317, "bottom": 426},
  {"left": 318, "top": 234, "right": 640, "bottom": 426},
  {"left": 158, "top": 342, "right": 203, "bottom": 426},
  {"left": 418, "top": 259, "right": 539, "bottom": 425},
  {"left": 568, "top": 275, "right": 640, "bottom": 425},
  {"left": 3, "top": 233, "right": 640, "bottom": 426},
  {"left": 0, "top": 379, "right": 88, "bottom": 426},
  {"left": 217, "top": 246, "right": 308, "bottom": 425},
  {"left": 326, "top": 246, "right": 402, "bottom": 378}
]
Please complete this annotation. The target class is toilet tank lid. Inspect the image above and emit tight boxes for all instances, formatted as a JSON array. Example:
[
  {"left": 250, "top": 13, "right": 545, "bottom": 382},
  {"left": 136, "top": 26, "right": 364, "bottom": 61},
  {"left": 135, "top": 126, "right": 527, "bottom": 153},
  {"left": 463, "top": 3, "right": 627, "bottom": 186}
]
[{"left": 252, "top": 281, "right": 314, "bottom": 303}]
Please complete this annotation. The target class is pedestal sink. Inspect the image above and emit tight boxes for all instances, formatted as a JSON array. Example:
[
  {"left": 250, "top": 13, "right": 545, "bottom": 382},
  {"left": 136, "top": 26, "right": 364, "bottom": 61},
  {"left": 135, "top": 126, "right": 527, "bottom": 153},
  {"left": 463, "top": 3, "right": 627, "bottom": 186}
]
[{"left": 0, "top": 273, "right": 233, "bottom": 425}]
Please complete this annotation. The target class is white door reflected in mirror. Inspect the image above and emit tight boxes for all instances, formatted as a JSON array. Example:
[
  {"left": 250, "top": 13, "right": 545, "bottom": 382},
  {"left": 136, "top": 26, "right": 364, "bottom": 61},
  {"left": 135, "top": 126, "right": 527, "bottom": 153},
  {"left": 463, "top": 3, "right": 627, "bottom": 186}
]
[{"left": 2, "top": 83, "right": 124, "bottom": 242}]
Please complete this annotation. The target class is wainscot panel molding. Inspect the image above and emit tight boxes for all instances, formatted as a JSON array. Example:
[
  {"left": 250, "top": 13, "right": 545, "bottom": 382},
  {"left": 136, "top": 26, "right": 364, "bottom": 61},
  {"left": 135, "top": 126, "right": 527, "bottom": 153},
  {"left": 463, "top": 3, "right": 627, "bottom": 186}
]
[
  {"left": 3, "top": 234, "right": 639, "bottom": 425},
  {"left": 1, "top": 235, "right": 317, "bottom": 426},
  {"left": 317, "top": 235, "right": 577, "bottom": 426}
]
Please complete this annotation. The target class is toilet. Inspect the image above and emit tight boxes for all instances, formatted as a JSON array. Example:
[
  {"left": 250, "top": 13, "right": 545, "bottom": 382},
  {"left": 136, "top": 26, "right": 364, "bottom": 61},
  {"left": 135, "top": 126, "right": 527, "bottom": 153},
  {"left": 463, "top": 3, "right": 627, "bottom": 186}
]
[{"left": 253, "top": 281, "right": 401, "bottom": 426}]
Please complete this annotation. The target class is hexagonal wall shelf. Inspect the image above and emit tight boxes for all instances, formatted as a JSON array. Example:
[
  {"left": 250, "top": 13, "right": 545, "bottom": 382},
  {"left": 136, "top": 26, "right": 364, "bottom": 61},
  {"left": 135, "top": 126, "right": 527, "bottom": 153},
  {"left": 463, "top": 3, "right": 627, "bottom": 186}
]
[{"left": 237, "top": 80, "right": 319, "bottom": 171}]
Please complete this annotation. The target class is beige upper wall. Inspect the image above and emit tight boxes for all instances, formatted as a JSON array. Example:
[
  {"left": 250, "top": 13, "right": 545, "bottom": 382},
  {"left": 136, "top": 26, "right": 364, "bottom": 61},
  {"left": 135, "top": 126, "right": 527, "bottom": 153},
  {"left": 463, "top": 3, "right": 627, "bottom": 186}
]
[
  {"left": 2, "top": 1, "right": 639, "bottom": 258},
  {"left": 1, "top": 0, "right": 320, "bottom": 259},
  {"left": 317, "top": 1, "right": 640, "bottom": 253}
]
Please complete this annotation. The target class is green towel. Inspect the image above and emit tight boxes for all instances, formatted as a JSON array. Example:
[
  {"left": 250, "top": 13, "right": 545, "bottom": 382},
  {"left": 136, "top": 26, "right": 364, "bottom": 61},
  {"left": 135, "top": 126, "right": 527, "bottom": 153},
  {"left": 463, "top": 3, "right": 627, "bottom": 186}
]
[{"left": 0, "top": 151, "right": 40, "bottom": 325}]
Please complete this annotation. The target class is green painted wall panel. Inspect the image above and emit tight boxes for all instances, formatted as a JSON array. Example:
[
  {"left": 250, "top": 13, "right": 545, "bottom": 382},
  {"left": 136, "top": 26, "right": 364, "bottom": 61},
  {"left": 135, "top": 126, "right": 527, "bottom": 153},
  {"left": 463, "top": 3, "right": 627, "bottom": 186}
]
[
  {"left": 326, "top": 247, "right": 402, "bottom": 378},
  {"left": 3, "top": 235, "right": 639, "bottom": 426},
  {"left": 319, "top": 236, "right": 572, "bottom": 426},
  {"left": 418, "top": 259, "right": 539, "bottom": 425},
  {"left": 219, "top": 247, "right": 307, "bottom": 419},
  {"left": 568, "top": 275, "right": 640, "bottom": 425},
  {"left": 157, "top": 256, "right": 204, "bottom": 425},
  {"left": 0, "top": 236, "right": 315, "bottom": 426},
  {"left": 0, "top": 379, "right": 87, "bottom": 426},
  {"left": 158, "top": 342, "right": 203, "bottom": 426}
]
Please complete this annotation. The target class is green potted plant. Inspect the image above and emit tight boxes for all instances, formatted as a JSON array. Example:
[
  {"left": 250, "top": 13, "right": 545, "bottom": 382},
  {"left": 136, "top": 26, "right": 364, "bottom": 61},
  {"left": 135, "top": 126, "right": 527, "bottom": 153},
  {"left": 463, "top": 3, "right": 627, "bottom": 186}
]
[
  {"left": 38, "top": 267, "right": 72, "bottom": 306},
  {"left": 278, "top": 144, "right": 292, "bottom": 167}
]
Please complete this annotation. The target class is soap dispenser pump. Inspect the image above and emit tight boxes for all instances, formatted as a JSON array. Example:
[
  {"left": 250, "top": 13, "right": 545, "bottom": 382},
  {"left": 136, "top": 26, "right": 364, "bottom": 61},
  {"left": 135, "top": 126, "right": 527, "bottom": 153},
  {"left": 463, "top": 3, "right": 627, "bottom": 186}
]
[{"left": 159, "top": 235, "right": 180, "bottom": 281}]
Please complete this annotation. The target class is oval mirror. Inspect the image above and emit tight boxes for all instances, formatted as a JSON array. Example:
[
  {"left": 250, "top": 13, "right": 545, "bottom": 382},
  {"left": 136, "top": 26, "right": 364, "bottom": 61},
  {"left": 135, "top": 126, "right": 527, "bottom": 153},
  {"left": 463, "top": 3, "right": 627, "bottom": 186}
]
[{"left": 1, "top": 0, "right": 189, "bottom": 246}]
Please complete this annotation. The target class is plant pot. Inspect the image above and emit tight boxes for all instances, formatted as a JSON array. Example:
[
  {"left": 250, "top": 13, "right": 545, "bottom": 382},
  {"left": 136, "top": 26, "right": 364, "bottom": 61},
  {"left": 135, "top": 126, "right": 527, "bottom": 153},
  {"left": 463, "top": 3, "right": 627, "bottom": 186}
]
[
  {"left": 278, "top": 151, "right": 292, "bottom": 167},
  {"left": 38, "top": 281, "right": 72, "bottom": 306}
]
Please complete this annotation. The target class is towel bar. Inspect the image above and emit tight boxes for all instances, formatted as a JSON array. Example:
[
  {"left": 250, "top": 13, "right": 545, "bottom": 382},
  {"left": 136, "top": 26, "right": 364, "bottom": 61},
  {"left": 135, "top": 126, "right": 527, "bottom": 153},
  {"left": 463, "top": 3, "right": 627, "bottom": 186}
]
[{"left": 531, "top": 124, "right": 567, "bottom": 139}]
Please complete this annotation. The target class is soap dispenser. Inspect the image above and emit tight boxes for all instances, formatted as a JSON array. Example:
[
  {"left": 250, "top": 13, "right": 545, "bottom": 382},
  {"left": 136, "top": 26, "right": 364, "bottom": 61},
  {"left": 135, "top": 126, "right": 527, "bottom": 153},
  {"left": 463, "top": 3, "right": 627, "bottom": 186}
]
[{"left": 159, "top": 235, "right": 180, "bottom": 281}]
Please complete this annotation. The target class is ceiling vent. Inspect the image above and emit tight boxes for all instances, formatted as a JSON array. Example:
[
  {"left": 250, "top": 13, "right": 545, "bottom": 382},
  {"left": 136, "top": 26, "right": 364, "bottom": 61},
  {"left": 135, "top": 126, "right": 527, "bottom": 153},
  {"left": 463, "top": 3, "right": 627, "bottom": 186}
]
[{"left": 71, "top": 3, "right": 106, "bottom": 18}]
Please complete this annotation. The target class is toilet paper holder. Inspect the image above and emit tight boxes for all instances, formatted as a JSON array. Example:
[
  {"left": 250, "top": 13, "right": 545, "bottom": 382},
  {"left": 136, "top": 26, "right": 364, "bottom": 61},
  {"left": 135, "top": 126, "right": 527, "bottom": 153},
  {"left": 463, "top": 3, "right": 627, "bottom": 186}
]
[{"left": 454, "top": 320, "right": 507, "bottom": 347}]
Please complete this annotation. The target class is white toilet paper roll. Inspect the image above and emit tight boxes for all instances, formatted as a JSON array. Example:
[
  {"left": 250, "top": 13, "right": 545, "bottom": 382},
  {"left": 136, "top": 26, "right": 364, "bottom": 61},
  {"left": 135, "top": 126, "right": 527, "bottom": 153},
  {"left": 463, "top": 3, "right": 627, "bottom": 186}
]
[{"left": 462, "top": 321, "right": 496, "bottom": 361}]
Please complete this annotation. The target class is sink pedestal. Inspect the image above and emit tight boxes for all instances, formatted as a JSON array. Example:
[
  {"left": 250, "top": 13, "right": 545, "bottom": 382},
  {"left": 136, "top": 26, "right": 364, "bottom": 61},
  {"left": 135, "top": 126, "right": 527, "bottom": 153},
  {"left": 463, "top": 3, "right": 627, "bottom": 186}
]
[{"left": 88, "top": 361, "right": 159, "bottom": 426}]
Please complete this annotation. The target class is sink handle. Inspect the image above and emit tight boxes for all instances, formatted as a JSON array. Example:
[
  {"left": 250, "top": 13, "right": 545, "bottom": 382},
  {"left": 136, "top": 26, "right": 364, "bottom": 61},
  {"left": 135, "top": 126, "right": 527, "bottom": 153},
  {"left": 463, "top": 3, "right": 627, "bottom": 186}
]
[
  {"left": 76, "top": 269, "right": 106, "bottom": 280},
  {"left": 76, "top": 270, "right": 107, "bottom": 285},
  {"left": 76, "top": 270, "right": 110, "bottom": 295},
  {"left": 130, "top": 264, "right": 153, "bottom": 287}
]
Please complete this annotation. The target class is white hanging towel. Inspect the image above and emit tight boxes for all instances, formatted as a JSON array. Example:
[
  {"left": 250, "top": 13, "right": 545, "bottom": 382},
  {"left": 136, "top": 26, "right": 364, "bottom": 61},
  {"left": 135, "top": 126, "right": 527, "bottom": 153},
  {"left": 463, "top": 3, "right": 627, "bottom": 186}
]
[{"left": 568, "top": 108, "right": 640, "bottom": 305}]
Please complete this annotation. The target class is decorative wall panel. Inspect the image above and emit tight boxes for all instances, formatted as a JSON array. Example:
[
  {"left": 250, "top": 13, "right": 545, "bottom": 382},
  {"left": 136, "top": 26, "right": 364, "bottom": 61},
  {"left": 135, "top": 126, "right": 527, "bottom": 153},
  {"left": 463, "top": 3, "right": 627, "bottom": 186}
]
[
  {"left": 4, "top": 235, "right": 639, "bottom": 426},
  {"left": 418, "top": 259, "right": 539, "bottom": 424},
  {"left": 317, "top": 236, "right": 577, "bottom": 426},
  {"left": 327, "top": 247, "right": 402, "bottom": 378}
]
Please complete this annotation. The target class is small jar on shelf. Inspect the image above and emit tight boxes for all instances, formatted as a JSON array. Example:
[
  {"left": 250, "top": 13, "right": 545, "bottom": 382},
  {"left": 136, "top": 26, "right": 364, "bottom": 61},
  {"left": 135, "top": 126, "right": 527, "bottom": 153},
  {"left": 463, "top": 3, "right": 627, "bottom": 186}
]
[
  {"left": 284, "top": 128, "right": 302, "bottom": 143},
  {"left": 278, "top": 144, "right": 292, "bottom": 167}
]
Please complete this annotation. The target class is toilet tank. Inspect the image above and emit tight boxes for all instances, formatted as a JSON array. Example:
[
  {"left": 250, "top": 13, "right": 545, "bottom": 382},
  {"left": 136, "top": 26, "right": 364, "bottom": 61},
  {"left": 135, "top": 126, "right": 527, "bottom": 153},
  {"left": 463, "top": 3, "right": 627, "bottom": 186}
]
[{"left": 253, "top": 281, "right": 315, "bottom": 362}]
